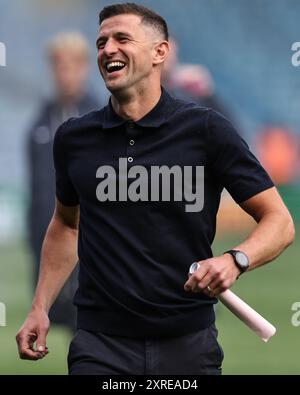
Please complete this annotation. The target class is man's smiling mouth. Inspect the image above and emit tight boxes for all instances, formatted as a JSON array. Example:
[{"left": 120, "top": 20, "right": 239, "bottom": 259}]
[{"left": 105, "top": 61, "right": 126, "bottom": 73}]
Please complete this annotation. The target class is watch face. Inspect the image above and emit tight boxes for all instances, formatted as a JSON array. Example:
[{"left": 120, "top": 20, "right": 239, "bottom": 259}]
[{"left": 235, "top": 252, "right": 249, "bottom": 269}]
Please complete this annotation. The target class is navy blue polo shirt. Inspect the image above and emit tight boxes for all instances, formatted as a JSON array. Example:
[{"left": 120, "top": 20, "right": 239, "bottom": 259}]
[{"left": 53, "top": 88, "right": 274, "bottom": 337}]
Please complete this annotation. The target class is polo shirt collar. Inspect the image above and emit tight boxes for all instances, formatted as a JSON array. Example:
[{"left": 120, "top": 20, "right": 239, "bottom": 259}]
[{"left": 102, "top": 87, "right": 174, "bottom": 129}]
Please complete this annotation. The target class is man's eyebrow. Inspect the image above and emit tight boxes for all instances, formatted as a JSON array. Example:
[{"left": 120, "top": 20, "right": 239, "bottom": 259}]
[
  {"left": 96, "top": 32, "right": 133, "bottom": 46},
  {"left": 115, "top": 32, "right": 132, "bottom": 38}
]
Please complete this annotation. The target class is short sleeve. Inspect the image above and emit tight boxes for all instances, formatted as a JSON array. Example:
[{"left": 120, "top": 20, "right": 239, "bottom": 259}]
[
  {"left": 53, "top": 122, "right": 79, "bottom": 206},
  {"left": 207, "top": 110, "right": 274, "bottom": 203}
]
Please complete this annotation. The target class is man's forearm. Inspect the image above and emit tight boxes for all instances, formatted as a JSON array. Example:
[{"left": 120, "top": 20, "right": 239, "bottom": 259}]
[
  {"left": 233, "top": 209, "right": 295, "bottom": 271},
  {"left": 184, "top": 188, "right": 295, "bottom": 296},
  {"left": 32, "top": 216, "right": 78, "bottom": 313}
]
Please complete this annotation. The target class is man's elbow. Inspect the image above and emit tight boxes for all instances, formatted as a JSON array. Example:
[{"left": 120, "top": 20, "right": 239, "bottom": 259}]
[{"left": 283, "top": 212, "right": 295, "bottom": 248}]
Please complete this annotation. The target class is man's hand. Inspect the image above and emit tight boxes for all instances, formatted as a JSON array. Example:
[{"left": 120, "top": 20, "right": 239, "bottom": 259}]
[
  {"left": 184, "top": 254, "right": 241, "bottom": 297},
  {"left": 16, "top": 309, "right": 50, "bottom": 360}
]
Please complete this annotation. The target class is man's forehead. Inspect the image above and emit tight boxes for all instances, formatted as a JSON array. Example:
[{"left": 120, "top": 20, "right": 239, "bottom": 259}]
[{"left": 99, "top": 14, "right": 143, "bottom": 35}]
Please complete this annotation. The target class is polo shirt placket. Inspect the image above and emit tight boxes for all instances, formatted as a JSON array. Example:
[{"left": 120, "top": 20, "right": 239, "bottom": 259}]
[{"left": 126, "top": 121, "right": 136, "bottom": 165}]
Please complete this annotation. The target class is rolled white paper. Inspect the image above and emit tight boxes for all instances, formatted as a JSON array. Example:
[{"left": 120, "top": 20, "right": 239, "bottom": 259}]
[
  {"left": 188, "top": 262, "right": 276, "bottom": 342},
  {"left": 218, "top": 289, "right": 276, "bottom": 342}
]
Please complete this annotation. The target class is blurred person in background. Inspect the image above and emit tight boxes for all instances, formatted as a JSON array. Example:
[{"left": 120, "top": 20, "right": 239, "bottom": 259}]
[
  {"left": 162, "top": 36, "right": 234, "bottom": 120},
  {"left": 256, "top": 127, "right": 300, "bottom": 186},
  {"left": 26, "top": 32, "right": 99, "bottom": 333}
]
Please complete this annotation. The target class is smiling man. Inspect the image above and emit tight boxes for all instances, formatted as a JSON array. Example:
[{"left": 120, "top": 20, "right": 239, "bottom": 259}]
[{"left": 16, "top": 3, "right": 294, "bottom": 375}]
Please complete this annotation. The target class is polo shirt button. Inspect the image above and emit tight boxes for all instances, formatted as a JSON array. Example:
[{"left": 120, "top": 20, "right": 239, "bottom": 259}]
[
  {"left": 129, "top": 140, "right": 135, "bottom": 146},
  {"left": 128, "top": 122, "right": 134, "bottom": 129},
  {"left": 128, "top": 157, "right": 133, "bottom": 163}
]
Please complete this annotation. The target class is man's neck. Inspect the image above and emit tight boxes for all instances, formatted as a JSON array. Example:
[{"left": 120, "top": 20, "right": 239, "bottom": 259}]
[{"left": 111, "top": 85, "right": 162, "bottom": 122}]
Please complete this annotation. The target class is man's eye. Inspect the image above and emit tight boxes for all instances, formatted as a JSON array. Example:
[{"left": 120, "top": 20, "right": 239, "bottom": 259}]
[
  {"left": 97, "top": 42, "right": 105, "bottom": 49},
  {"left": 119, "top": 38, "right": 128, "bottom": 43}
]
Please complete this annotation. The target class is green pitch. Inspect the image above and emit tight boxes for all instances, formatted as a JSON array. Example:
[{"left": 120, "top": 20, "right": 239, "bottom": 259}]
[{"left": 0, "top": 231, "right": 299, "bottom": 375}]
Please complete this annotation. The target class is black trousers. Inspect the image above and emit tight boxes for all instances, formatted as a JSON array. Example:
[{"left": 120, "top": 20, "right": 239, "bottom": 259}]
[{"left": 68, "top": 324, "right": 223, "bottom": 375}]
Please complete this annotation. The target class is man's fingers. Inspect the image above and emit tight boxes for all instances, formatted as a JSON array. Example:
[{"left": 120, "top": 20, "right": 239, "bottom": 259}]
[
  {"left": 210, "top": 287, "right": 223, "bottom": 297},
  {"left": 196, "top": 272, "right": 216, "bottom": 292},
  {"left": 16, "top": 311, "right": 50, "bottom": 361},
  {"left": 184, "top": 262, "right": 208, "bottom": 291},
  {"left": 36, "top": 328, "right": 49, "bottom": 354},
  {"left": 201, "top": 285, "right": 213, "bottom": 297},
  {"left": 16, "top": 331, "right": 35, "bottom": 353},
  {"left": 17, "top": 330, "right": 49, "bottom": 360},
  {"left": 184, "top": 256, "right": 237, "bottom": 296},
  {"left": 184, "top": 267, "right": 216, "bottom": 293},
  {"left": 208, "top": 276, "right": 231, "bottom": 296},
  {"left": 17, "top": 333, "right": 44, "bottom": 360},
  {"left": 27, "top": 332, "right": 37, "bottom": 350},
  {"left": 19, "top": 348, "right": 44, "bottom": 360}
]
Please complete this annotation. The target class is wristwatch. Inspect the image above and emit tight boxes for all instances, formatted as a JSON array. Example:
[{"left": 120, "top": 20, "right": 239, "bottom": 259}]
[{"left": 224, "top": 250, "right": 249, "bottom": 275}]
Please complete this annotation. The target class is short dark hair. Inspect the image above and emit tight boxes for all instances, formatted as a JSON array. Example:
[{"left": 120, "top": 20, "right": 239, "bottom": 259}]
[{"left": 99, "top": 2, "right": 169, "bottom": 41}]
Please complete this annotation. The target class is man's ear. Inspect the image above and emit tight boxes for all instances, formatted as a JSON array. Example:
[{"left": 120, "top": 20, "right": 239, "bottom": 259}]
[{"left": 153, "top": 41, "right": 169, "bottom": 65}]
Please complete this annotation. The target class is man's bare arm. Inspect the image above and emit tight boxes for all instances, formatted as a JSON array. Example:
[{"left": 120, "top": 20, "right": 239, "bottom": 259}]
[
  {"left": 235, "top": 187, "right": 295, "bottom": 269},
  {"left": 184, "top": 187, "right": 295, "bottom": 296},
  {"left": 16, "top": 199, "right": 79, "bottom": 360}
]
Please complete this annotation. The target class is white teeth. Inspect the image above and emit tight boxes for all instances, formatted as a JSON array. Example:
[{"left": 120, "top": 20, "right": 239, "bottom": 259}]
[{"left": 106, "top": 61, "right": 126, "bottom": 71}]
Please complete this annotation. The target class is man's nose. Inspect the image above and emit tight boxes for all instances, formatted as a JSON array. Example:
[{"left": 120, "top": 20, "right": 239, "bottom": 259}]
[{"left": 103, "top": 39, "right": 118, "bottom": 56}]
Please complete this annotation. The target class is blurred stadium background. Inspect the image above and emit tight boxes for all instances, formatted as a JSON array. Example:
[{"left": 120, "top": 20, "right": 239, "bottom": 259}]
[{"left": 0, "top": 0, "right": 299, "bottom": 374}]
